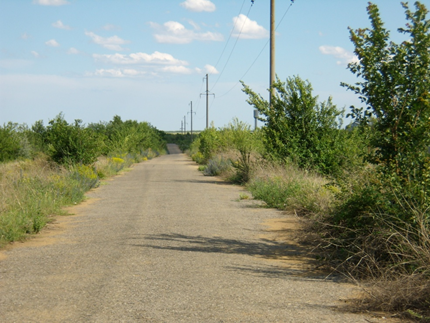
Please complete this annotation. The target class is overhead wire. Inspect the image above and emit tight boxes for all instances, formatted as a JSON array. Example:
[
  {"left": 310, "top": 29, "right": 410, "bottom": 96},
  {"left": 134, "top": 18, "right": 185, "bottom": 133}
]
[
  {"left": 212, "top": 0, "right": 247, "bottom": 70},
  {"left": 216, "top": 1, "right": 295, "bottom": 99},
  {"left": 210, "top": 1, "right": 254, "bottom": 92}
]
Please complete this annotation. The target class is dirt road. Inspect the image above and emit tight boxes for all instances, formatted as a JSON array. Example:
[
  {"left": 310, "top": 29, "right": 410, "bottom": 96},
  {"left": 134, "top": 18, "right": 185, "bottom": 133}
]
[{"left": 0, "top": 144, "right": 392, "bottom": 322}]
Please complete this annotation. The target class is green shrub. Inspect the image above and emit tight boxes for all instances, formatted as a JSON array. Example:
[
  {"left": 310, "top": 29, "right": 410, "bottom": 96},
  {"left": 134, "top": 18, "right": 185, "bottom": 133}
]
[
  {"left": 242, "top": 76, "right": 365, "bottom": 178},
  {"left": 0, "top": 123, "right": 21, "bottom": 162},
  {"left": 45, "top": 113, "right": 101, "bottom": 165},
  {"left": 203, "top": 157, "right": 232, "bottom": 176}
]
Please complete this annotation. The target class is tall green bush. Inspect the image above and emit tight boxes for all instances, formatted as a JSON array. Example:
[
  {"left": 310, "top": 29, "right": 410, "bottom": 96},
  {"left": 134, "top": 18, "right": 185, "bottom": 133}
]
[
  {"left": 242, "top": 76, "right": 363, "bottom": 177},
  {"left": 45, "top": 113, "right": 101, "bottom": 165},
  {"left": 342, "top": 2, "right": 430, "bottom": 187},
  {"left": 0, "top": 123, "right": 21, "bottom": 162}
]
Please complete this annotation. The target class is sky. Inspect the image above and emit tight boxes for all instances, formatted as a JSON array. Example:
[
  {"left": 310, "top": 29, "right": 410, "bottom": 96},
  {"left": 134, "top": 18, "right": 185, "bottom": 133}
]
[{"left": 0, "top": 0, "right": 424, "bottom": 131}]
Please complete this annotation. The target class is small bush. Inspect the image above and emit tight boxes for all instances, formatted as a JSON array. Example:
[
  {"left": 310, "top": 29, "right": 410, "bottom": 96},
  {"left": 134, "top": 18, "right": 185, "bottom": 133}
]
[{"left": 203, "top": 157, "right": 232, "bottom": 176}]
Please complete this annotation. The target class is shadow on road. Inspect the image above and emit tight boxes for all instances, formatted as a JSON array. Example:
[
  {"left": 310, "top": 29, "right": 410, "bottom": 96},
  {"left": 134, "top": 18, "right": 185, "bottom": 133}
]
[{"left": 129, "top": 233, "right": 337, "bottom": 279}]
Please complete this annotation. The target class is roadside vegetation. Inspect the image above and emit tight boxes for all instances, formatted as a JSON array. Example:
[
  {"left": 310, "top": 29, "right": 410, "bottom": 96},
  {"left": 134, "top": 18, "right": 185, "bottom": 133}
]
[
  {"left": 183, "top": 2, "right": 430, "bottom": 320},
  {"left": 0, "top": 113, "right": 166, "bottom": 247}
]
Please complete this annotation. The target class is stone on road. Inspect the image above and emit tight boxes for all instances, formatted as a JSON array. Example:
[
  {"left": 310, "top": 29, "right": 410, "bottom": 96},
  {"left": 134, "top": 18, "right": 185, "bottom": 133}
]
[{"left": 0, "top": 144, "right": 389, "bottom": 322}]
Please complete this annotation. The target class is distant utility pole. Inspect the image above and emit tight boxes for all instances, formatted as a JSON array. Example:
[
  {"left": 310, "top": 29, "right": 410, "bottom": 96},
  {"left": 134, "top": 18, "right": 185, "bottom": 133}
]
[
  {"left": 270, "top": 0, "right": 275, "bottom": 108},
  {"left": 181, "top": 120, "right": 183, "bottom": 134},
  {"left": 188, "top": 101, "right": 196, "bottom": 141},
  {"left": 184, "top": 115, "right": 186, "bottom": 133},
  {"left": 200, "top": 74, "right": 215, "bottom": 129},
  {"left": 254, "top": 109, "right": 259, "bottom": 131}
]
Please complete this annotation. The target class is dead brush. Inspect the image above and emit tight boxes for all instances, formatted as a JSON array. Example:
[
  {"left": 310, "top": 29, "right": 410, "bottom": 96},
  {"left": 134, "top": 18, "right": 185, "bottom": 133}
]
[{"left": 312, "top": 188, "right": 430, "bottom": 320}]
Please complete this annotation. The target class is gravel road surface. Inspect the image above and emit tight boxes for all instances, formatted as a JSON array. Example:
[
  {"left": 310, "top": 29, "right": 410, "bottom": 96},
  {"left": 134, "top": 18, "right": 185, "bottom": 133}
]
[{"left": 0, "top": 144, "right": 396, "bottom": 322}]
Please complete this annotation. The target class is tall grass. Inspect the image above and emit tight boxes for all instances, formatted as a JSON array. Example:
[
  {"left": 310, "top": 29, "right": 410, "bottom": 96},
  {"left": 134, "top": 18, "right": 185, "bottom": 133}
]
[{"left": 0, "top": 149, "right": 158, "bottom": 247}]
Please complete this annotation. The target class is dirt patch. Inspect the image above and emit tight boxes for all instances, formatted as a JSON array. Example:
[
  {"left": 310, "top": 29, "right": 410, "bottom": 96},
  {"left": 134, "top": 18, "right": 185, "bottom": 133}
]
[{"left": 258, "top": 216, "right": 324, "bottom": 276}]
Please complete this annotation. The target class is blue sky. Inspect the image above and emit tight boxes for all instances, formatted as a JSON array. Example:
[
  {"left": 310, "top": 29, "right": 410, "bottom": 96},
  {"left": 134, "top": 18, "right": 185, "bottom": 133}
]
[{"left": 0, "top": 0, "right": 419, "bottom": 131}]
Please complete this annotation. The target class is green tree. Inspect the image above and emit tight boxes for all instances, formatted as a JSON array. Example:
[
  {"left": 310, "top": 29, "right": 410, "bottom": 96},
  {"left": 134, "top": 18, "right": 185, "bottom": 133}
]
[
  {"left": 0, "top": 123, "right": 21, "bottom": 162},
  {"left": 342, "top": 1, "right": 430, "bottom": 183},
  {"left": 242, "top": 76, "right": 358, "bottom": 177},
  {"left": 45, "top": 113, "right": 101, "bottom": 165}
]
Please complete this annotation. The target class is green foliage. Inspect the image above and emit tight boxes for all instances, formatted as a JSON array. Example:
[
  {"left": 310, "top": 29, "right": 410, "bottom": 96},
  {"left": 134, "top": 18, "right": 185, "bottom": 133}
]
[
  {"left": 0, "top": 123, "right": 21, "bottom": 162},
  {"left": 164, "top": 132, "right": 194, "bottom": 152},
  {"left": 319, "top": 2, "right": 430, "bottom": 284},
  {"left": 45, "top": 113, "right": 101, "bottom": 165},
  {"left": 197, "top": 126, "right": 220, "bottom": 163},
  {"left": 342, "top": 2, "right": 430, "bottom": 185},
  {"left": 242, "top": 76, "right": 363, "bottom": 177},
  {"left": 90, "top": 115, "right": 166, "bottom": 156}
]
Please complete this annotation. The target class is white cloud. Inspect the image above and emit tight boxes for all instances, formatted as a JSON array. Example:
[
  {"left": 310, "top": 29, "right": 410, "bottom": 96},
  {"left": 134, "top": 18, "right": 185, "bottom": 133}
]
[
  {"left": 67, "top": 47, "right": 80, "bottom": 54},
  {"left": 0, "top": 59, "right": 33, "bottom": 69},
  {"left": 204, "top": 64, "right": 218, "bottom": 74},
  {"left": 162, "top": 66, "right": 193, "bottom": 74},
  {"left": 93, "top": 68, "right": 144, "bottom": 77},
  {"left": 45, "top": 39, "right": 60, "bottom": 47},
  {"left": 93, "top": 51, "right": 188, "bottom": 66},
  {"left": 102, "top": 24, "right": 120, "bottom": 31},
  {"left": 180, "top": 0, "right": 215, "bottom": 12},
  {"left": 31, "top": 51, "right": 40, "bottom": 58},
  {"left": 149, "top": 21, "right": 223, "bottom": 44},
  {"left": 232, "top": 14, "right": 269, "bottom": 39},
  {"left": 187, "top": 20, "right": 200, "bottom": 30},
  {"left": 52, "top": 20, "right": 71, "bottom": 30},
  {"left": 85, "top": 31, "right": 130, "bottom": 51},
  {"left": 319, "top": 45, "right": 358, "bottom": 65},
  {"left": 21, "top": 33, "right": 31, "bottom": 40},
  {"left": 33, "top": 0, "right": 69, "bottom": 6}
]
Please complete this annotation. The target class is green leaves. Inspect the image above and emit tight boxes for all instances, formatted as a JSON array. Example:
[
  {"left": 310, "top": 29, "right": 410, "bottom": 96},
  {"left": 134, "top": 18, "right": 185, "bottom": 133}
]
[
  {"left": 242, "top": 76, "right": 361, "bottom": 178},
  {"left": 343, "top": 2, "right": 430, "bottom": 182}
]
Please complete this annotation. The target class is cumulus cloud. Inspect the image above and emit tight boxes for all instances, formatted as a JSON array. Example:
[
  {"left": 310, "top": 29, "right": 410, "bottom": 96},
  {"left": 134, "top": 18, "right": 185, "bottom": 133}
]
[
  {"left": 31, "top": 51, "right": 40, "bottom": 58},
  {"left": 45, "top": 39, "right": 60, "bottom": 47},
  {"left": 92, "top": 68, "right": 144, "bottom": 77},
  {"left": 21, "top": 33, "right": 31, "bottom": 40},
  {"left": 92, "top": 51, "right": 188, "bottom": 66},
  {"left": 204, "top": 64, "right": 218, "bottom": 74},
  {"left": 85, "top": 31, "right": 130, "bottom": 51},
  {"left": 33, "top": 0, "right": 69, "bottom": 5},
  {"left": 67, "top": 47, "right": 80, "bottom": 54},
  {"left": 232, "top": 14, "right": 269, "bottom": 39},
  {"left": 180, "top": 0, "right": 215, "bottom": 12},
  {"left": 319, "top": 45, "right": 358, "bottom": 65},
  {"left": 149, "top": 21, "right": 223, "bottom": 44},
  {"left": 162, "top": 66, "right": 193, "bottom": 74},
  {"left": 52, "top": 20, "right": 71, "bottom": 30}
]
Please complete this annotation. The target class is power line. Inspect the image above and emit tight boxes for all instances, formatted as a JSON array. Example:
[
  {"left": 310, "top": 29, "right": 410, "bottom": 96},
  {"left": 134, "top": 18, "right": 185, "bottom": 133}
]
[
  {"left": 212, "top": 0, "right": 247, "bottom": 70},
  {"left": 210, "top": 2, "right": 254, "bottom": 92},
  {"left": 217, "top": 1, "right": 295, "bottom": 99}
]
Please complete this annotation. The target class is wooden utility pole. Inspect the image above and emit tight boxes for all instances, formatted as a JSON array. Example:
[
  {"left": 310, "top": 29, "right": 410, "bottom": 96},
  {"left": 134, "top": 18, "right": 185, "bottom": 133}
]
[
  {"left": 270, "top": 0, "right": 275, "bottom": 108},
  {"left": 184, "top": 115, "right": 186, "bottom": 133}
]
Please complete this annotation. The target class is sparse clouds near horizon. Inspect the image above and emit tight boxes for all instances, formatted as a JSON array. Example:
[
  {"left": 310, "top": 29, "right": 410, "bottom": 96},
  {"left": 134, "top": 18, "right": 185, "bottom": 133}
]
[
  {"left": 319, "top": 45, "right": 358, "bottom": 65},
  {"left": 180, "top": 0, "right": 215, "bottom": 12},
  {"left": 33, "top": 0, "right": 69, "bottom": 6},
  {"left": 150, "top": 21, "right": 223, "bottom": 44},
  {"left": 85, "top": 32, "right": 130, "bottom": 51},
  {"left": 92, "top": 51, "right": 188, "bottom": 66},
  {"left": 232, "top": 14, "right": 269, "bottom": 39}
]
